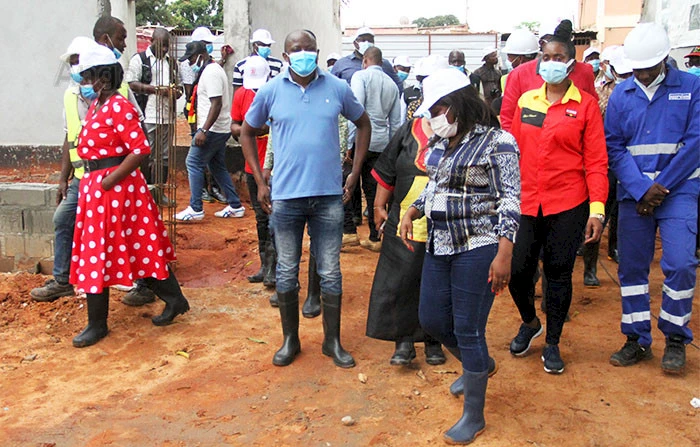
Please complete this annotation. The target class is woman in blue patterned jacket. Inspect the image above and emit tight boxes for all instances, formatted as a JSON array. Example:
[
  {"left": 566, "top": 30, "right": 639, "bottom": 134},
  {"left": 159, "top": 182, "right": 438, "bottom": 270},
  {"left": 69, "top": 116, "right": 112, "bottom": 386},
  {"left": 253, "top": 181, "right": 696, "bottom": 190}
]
[{"left": 400, "top": 69, "right": 520, "bottom": 445}]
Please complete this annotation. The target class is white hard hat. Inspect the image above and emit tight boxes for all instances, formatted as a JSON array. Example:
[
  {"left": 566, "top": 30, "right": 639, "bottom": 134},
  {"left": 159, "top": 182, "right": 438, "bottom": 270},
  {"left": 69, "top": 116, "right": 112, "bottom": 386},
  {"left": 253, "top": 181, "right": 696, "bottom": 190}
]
[
  {"left": 609, "top": 46, "right": 633, "bottom": 75},
  {"left": 250, "top": 29, "right": 275, "bottom": 45},
  {"left": 326, "top": 52, "right": 341, "bottom": 61},
  {"left": 353, "top": 26, "right": 374, "bottom": 41},
  {"left": 78, "top": 43, "right": 118, "bottom": 71},
  {"left": 583, "top": 47, "right": 601, "bottom": 60},
  {"left": 191, "top": 26, "right": 215, "bottom": 43},
  {"left": 503, "top": 29, "right": 539, "bottom": 55},
  {"left": 623, "top": 22, "right": 670, "bottom": 69},
  {"left": 60, "top": 36, "right": 96, "bottom": 63},
  {"left": 600, "top": 45, "right": 620, "bottom": 63},
  {"left": 242, "top": 55, "right": 271, "bottom": 89},
  {"left": 415, "top": 68, "right": 470, "bottom": 118},
  {"left": 481, "top": 47, "right": 498, "bottom": 60},
  {"left": 393, "top": 55, "right": 412, "bottom": 67},
  {"left": 414, "top": 54, "right": 449, "bottom": 77}
]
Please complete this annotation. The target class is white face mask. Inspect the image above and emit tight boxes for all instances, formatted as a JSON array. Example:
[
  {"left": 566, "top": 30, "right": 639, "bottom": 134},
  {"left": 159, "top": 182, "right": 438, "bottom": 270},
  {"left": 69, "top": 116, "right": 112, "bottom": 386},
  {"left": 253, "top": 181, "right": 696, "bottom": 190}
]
[
  {"left": 634, "top": 66, "right": 666, "bottom": 98},
  {"left": 357, "top": 41, "right": 374, "bottom": 55},
  {"left": 428, "top": 107, "right": 458, "bottom": 138}
]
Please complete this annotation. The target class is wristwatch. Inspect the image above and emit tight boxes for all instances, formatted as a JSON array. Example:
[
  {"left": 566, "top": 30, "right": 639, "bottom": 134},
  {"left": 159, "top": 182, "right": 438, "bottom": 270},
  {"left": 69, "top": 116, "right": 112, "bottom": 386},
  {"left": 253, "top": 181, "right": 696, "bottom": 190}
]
[
  {"left": 197, "top": 128, "right": 208, "bottom": 135},
  {"left": 590, "top": 213, "right": 605, "bottom": 223}
]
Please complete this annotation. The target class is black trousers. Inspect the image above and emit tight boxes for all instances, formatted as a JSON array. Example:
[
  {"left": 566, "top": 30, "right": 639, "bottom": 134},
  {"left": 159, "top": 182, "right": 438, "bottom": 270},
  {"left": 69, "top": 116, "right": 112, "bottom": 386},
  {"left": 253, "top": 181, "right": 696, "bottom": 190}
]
[
  {"left": 509, "top": 201, "right": 588, "bottom": 345},
  {"left": 605, "top": 170, "right": 618, "bottom": 256},
  {"left": 246, "top": 173, "right": 272, "bottom": 246}
]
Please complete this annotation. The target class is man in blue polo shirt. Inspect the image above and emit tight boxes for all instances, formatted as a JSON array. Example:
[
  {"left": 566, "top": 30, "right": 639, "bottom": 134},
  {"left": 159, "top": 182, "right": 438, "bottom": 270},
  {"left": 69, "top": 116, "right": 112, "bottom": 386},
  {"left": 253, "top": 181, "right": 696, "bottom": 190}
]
[{"left": 241, "top": 30, "right": 371, "bottom": 369}]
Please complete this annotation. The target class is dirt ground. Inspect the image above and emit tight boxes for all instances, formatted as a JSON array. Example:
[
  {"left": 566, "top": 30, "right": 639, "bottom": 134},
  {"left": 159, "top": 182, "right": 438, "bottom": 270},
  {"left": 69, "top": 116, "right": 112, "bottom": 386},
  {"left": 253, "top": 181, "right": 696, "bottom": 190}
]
[{"left": 0, "top": 167, "right": 698, "bottom": 447}]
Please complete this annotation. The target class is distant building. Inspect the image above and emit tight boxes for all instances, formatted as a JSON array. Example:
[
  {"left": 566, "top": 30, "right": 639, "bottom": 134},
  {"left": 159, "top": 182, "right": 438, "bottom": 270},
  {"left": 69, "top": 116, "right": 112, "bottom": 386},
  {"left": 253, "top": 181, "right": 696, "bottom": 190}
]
[{"left": 578, "top": 0, "right": 643, "bottom": 47}]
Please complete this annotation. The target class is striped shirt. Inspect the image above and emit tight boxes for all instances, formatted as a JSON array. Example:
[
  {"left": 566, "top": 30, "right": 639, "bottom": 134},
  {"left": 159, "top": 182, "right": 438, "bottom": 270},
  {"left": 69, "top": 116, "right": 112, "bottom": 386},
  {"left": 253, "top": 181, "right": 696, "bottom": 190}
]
[
  {"left": 232, "top": 54, "right": 283, "bottom": 87},
  {"left": 413, "top": 125, "right": 521, "bottom": 255}
]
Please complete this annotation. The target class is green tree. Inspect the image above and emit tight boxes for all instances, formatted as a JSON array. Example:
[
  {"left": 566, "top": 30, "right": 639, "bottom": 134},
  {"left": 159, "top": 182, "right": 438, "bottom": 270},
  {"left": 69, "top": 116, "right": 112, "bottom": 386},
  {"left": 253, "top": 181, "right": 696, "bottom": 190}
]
[
  {"left": 168, "top": 0, "right": 224, "bottom": 29},
  {"left": 135, "top": 0, "right": 170, "bottom": 26},
  {"left": 136, "top": 0, "right": 224, "bottom": 29},
  {"left": 517, "top": 21, "right": 540, "bottom": 32},
  {"left": 413, "top": 14, "right": 460, "bottom": 28}
]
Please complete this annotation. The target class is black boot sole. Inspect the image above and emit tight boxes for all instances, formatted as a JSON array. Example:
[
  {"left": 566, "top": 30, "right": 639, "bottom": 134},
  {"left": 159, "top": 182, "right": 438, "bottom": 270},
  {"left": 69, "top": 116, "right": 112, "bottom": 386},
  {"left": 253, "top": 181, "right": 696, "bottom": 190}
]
[
  {"left": 302, "top": 299, "right": 321, "bottom": 318},
  {"left": 273, "top": 342, "right": 301, "bottom": 366},
  {"left": 322, "top": 345, "right": 356, "bottom": 368},
  {"left": 247, "top": 274, "right": 264, "bottom": 283},
  {"left": 390, "top": 350, "right": 416, "bottom": 366}
]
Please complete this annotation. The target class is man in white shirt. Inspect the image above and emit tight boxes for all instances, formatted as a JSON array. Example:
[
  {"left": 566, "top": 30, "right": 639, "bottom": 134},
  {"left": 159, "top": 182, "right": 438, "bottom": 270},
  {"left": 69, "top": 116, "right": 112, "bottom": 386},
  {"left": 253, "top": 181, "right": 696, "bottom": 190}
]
[
  {"left": 349, "top": 46, "right": 401, "bottom": 251},
  {"left": 175, "top": 41, "right": 245, "bottom": 221},
  {"left": 126, "top": 28, "right": 182, "bottom": 186}
]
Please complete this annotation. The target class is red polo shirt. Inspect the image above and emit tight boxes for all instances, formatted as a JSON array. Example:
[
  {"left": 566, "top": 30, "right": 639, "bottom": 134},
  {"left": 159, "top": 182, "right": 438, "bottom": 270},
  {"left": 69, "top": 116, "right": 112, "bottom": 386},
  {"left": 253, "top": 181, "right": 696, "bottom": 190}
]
[
  {"left": 231, "top": 87, "right": 268, "bottom": 174},
  {"left": 501, "top": 59, "right": 598, "bottom": 131},
  {"left": 511, "top": 82, "right": 608, "bottom": 217}
]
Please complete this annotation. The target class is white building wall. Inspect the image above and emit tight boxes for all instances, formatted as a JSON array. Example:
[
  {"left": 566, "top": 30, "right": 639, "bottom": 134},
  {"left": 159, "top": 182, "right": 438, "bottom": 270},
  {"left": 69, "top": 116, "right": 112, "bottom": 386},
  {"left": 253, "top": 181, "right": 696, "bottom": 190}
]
[
  {"left": 248, "top": 0, "right": 342, "bottom": 62},
  {"left": 0, "top": 0, "right": 133, "bottom": 146}
]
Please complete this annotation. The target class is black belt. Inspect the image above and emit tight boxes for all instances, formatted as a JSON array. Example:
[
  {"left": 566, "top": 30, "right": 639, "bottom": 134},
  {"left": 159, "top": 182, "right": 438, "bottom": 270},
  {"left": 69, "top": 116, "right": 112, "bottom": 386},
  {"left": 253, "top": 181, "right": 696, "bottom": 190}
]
[{"left": 80, "top": 156, "right": 127, "bottom": 172}]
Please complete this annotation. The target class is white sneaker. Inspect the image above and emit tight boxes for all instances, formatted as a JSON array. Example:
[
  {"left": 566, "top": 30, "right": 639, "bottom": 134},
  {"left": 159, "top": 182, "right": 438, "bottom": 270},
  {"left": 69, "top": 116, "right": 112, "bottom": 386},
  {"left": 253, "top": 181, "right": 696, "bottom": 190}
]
[
  {"left": 214, "top": 205, "right": 245, "bottom": 218},
  {"left": 175, "top": 206, "right": 204, "bottom": 221}
]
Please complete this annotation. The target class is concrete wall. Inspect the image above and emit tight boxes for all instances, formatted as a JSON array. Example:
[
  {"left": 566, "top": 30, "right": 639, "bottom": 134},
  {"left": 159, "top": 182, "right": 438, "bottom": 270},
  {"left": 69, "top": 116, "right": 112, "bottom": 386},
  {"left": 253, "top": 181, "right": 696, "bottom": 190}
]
[
  {"left": 0, "top": 0, "right": 134, "bottom": 147},
  {"left": 0, "top": 183, "right": 58, "bottom": 272},
  {"left": 224, "top": 0, "right": 342, "bottom": 64}
]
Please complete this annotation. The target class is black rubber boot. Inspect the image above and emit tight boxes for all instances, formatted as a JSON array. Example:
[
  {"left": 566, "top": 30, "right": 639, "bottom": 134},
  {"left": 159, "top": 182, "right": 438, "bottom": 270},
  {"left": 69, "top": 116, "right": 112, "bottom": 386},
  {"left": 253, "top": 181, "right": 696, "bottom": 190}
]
[
  {"left": 262, "top": 241, "right": 277, "bottom": 288},
  {"left": 390, "top": 339, "right": 416, "bottom": 365},
  {"left": 444, "top": 369, "right": 489, "bottom": 444},
  {"left": 302, "top": 253, "right": 321, "bottom": 318},
  {"left": 321, "top": 292, "right": 355, "bottom": 368},
  {"left": 583, "top": 242, "right": 601, "bottom": 287},
  {"left": 424, "top": 334, "right": 447, "bottom": 365},
  {"left": 73, "top": 291, "right": 110, "bottom": 348},
  {"left": 247, "top": 241, "right": 266, "bottom": 283},
  {"left": 144, "top": 268, "right": 190, "bottom": 326},
  {"left": 272, "top": 290, "right": 301, "bottom": 366}
]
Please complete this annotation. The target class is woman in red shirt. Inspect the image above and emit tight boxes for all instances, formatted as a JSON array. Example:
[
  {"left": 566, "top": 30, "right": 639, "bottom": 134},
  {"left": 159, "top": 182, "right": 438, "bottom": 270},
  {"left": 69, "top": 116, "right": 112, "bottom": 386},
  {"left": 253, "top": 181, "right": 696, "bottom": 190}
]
[
  {"left": 507, "top": 21, "right": 608, "bottom": 374},
  {"left": 71, "top": 45, "right": 190, "bottom": 348}
]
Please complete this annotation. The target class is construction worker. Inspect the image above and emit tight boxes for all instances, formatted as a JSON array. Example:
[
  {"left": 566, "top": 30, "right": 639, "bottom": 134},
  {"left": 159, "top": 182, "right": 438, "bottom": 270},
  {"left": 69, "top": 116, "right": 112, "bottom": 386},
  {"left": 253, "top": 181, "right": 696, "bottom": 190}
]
[{"left": 607, "top": 23, "right": 699, "bottom": 374}]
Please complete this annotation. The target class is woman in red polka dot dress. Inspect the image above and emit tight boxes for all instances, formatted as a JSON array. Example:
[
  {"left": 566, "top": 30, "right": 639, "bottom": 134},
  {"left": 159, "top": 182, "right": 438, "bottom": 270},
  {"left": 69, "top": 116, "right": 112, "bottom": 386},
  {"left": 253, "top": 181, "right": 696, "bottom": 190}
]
[{"left": 70, "top": 44, "right": 189, "bottom": 348}]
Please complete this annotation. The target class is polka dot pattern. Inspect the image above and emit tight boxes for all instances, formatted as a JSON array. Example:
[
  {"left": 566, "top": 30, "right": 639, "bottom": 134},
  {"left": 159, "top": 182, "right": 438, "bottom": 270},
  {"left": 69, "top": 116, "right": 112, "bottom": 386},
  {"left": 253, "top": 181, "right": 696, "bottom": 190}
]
[{"left": 70, "top": 94, "right": 173, "bottom": 293}]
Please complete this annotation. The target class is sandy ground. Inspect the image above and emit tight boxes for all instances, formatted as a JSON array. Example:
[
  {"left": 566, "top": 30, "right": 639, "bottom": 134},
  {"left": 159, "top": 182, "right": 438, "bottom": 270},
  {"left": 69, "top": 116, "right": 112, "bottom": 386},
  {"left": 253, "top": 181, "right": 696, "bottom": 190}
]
[{"left": 0, "top": 169, "right": 698, "bottom": 447}]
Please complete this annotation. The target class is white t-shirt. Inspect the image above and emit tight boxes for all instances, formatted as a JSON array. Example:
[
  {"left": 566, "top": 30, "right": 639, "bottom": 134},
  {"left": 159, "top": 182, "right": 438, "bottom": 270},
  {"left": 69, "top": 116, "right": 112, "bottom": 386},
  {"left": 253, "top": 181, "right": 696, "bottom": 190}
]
[
  {"left": 197, "top": 62, "right": 232, "bottom": 133},
  {"left": 125, "top": 48, "right": 181, "bottom": 124}
]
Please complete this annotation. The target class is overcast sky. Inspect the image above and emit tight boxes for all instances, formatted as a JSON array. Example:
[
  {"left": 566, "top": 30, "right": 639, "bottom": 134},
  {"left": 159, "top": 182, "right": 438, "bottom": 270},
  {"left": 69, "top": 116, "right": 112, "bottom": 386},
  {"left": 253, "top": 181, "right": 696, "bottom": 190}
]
[{"left": 341, "top": 0, "right": 579, "bottom": 34}]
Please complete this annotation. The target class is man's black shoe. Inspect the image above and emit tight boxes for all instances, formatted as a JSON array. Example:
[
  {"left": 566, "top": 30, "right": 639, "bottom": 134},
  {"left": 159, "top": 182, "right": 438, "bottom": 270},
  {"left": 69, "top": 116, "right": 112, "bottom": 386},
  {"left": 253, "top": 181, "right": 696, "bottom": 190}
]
[
  {"left": 610, "top": 338, "right": 653, "bottom": 367},
  {"left": 210, "top": 186, "right": 227, "bottom": 204},
  {"left": 661, "top": 336, "right": 686, "bottom": 374}
]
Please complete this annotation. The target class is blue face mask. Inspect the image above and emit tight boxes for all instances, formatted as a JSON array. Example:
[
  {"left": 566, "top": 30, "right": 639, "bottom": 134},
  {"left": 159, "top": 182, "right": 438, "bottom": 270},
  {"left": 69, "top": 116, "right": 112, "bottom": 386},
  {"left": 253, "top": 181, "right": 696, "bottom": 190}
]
[
  {"left": 589, "top": 59, "right": 600, "bottom": 73},
  {"left": 288, "top": 50, "right": 318, "bottom": 77},
  {"left": 191, "top": 56, "right": 203, "bottom": 74},
  {"left": 206, "top": 43, "right": 214, "bottom": 54},
  {"left": 70, "top": 66, "right": 83, "bottom": 83},
  {"left": 688, "top": 66, "right": 700, "bottom": 77},
  {"left": 604, "top": 65, "right": 614, "bottom": 80},
  {"left": 539, "top": 60, "right": 573, "bottom": 85},
  {"left": 106, "top": 35, "right": 122, "bottom": 59},
  {"left": 80, "top": 84, "right": 98, "bottom": 100},
  {"left": 257, "top": 46, "right": 271, "bottom": 59},
  {"left": 396, "top": 70, "right": 409, "bottom": 82},
  {"left": 451, "top": 65, "right": 466, "bottom": 73}
]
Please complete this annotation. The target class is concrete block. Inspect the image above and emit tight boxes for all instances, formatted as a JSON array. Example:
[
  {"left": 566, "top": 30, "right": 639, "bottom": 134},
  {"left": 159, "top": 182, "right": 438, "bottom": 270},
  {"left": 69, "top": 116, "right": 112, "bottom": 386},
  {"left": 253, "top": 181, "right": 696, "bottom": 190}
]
[
  {"left": 0, "top": 256, "right": 15, "bottom": 272},
  {"left": 25, "top": 235, "right": 54, "bottom": 258},
  {"left": 38, "top": 258, "right": 54, "bottom": 275},
  {"left": 0, "top": 207, "right": 23, "bottom": 233},
  {"left": 0, "top": 183, "right": 56, "bottom": 207},
  {"left": 22, "top": 209, "right": 56, "bottom": 234},
  {"left": 0, "top": 234, "right": 25, "bottom": 257}
]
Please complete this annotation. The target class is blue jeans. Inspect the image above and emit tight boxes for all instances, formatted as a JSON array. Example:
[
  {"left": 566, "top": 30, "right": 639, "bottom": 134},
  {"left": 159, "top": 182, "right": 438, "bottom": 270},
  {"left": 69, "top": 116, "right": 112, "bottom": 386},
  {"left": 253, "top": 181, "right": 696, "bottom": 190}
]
[
  {"left": 270, "top": 195, "right": 344, "bottom": 295},
  {"left": 53, "top": 177, "right": 80, "bottom": 284},
  {"left": 419, "top": 245, "right": 498, "bottom": 373},
  {"left": 185, "top": 131, "right": 241, "bottom": 212}
]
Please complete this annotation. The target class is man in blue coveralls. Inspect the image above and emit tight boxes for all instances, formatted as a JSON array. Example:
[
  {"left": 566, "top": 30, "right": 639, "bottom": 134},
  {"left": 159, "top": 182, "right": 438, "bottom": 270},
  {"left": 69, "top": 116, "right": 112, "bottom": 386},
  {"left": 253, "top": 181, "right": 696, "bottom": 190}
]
[{"left": 606, "top": 23, "right": 700, "bottom": 374}]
